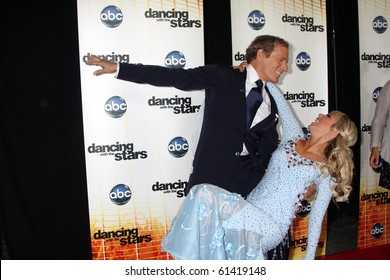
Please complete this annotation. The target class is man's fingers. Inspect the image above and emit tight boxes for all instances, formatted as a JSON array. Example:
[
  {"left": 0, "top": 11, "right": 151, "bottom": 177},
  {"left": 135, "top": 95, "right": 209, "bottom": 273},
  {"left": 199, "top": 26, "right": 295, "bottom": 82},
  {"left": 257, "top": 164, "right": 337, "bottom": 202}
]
[
  {"left": 93, "top": 69, "right": 103, "bottom": 76},
  {"left": 86, "top": 55, "right": 100, "bottom": 64}
]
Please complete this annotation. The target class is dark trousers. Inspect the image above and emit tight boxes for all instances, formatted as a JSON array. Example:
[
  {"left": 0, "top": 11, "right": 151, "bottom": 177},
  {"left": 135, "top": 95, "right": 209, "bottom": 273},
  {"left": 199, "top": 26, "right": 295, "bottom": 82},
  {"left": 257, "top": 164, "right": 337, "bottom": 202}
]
[
  {"left": 227, "top": 155, "right": 264, "bottom": 198},
  {"left": 266, "top": 233, "right": 290, "bottom": 260},
  {"left": 379, "top": 159, "right": 390, "bottom": 190}
]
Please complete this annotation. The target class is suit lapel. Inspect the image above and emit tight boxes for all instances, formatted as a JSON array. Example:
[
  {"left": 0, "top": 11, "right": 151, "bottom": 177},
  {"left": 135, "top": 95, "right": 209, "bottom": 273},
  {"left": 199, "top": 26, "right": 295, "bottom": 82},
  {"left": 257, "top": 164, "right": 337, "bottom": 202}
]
[{"left": 232, "top": 71, "right": 247, "bottom": 129}]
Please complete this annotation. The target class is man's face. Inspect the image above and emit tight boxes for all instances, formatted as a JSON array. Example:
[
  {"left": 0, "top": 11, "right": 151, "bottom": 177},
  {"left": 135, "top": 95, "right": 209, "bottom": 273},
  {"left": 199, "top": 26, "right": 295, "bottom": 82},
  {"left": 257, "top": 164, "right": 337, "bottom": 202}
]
[{"left": 256, "top": 44, "right": 289, "bottom": 83}]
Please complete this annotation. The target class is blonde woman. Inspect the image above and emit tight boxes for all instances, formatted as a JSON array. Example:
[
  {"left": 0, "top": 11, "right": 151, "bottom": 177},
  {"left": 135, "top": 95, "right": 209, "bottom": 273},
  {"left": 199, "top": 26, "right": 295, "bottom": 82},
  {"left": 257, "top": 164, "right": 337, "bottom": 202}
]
[{"left": 161, "top": 83, "right": 357, "bottom": 260}]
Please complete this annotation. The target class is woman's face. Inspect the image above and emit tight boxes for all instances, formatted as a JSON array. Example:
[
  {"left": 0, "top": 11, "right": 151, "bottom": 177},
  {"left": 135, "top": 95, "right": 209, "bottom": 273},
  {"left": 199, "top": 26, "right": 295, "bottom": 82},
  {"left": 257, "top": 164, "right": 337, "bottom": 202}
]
[{"left": 308, "top": 113, "right": 339, "bottom": 138}]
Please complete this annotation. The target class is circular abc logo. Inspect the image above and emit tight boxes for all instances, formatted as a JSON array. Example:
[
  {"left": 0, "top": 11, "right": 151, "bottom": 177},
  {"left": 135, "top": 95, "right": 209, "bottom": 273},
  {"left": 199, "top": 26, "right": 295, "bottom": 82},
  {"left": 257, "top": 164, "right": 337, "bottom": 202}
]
[
  {"left": 372, "top": 87, "right": 382, "bottom": 102},
  {"left": 247, "top": 10, "right": 266, "bottom": 30},
  {"left": 296, "top": 52, "right": 311, "bottom": 71},
  {"left": 165, "top": 51, "right": 186, "bottom": 69},
  {"left": 105, "top": 96, "right": 127, "bottom": 118},
  {"left": 296, "top": 200, "right": 312, "bottom": 218},
  {"left": 168, "top": 137, "right": 189, "bottom": 158},
  {"left": 372, "top": 16, "right": 388, "bottom": 34},
  {"left": 370, "top": 223, "right": 384, "bottom": 239},
  {"left": 109, "top": 184, "right": 132, "bottom": 205},
  {"left": 100, "top": 6, "right": 123, "bottom": 28}
]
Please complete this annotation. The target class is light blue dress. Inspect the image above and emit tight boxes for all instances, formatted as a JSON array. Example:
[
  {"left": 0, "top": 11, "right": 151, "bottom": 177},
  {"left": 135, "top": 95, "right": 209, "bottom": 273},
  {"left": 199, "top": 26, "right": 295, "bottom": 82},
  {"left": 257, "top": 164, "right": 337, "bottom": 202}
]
[{"left": 161, "top": 83, "right": 333, "bottom": 260}]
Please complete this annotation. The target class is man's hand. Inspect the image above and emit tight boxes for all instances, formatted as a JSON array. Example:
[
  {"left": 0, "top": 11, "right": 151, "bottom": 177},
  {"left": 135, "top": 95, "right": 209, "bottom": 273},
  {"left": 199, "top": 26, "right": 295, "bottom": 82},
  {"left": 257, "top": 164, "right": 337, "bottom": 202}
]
[
  {"left": 85, "top": 55, "right": 118, "bottom": 76},
  {"left": 369, "top": 147, "right": 381, "bottom": 169}
]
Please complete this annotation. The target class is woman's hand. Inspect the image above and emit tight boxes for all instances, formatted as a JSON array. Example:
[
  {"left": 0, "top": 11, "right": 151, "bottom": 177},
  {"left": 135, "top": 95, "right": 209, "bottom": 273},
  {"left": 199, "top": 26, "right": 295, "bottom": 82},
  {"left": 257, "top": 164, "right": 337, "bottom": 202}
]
[
  {"left": 232, "top": 61, "right": 249, "bottom": 72},
  {"left": 304, "top": 183, "right": 317, "bottom": 200}
]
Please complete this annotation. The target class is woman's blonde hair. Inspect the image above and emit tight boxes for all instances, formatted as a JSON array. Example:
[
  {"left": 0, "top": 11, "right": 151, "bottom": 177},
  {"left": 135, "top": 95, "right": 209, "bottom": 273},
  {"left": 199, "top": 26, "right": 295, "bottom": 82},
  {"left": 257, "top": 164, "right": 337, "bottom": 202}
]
[{"left": 320, "top": 111, "right": 358, "bottom": 202}]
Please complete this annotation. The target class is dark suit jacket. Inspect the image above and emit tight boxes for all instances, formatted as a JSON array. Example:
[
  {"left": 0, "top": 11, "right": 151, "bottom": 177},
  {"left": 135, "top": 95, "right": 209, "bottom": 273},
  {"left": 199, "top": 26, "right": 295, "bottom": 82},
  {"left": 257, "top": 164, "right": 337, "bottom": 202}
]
[{"left": 117, "top": 63, "right": 279, "bottom": 195}]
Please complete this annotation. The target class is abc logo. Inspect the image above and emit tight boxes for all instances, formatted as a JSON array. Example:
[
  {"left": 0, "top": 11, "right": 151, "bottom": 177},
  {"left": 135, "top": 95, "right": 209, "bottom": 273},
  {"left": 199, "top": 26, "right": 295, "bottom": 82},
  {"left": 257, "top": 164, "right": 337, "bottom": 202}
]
[
  {"left": 247, "top": 10, "right": 266, "bottom": 30},
  {"left": 168, "top": 137, "right": 189, "bottom": 158},
  {"left": 296, "top": 200, "right": 312, "bottom": 218},
  {"left": 296, "top": 52, "right": 311, "bottom": 71},
  {"left": 101, "top": 6, "right": 123, "bottom": 28},
  {"left": 105, "top": 96, "right": 127, "bottom": 118},
  {"left": 370, "top": 223, "right": 384, "bottom": 239},
  {"left": 372, "top": 16, "right": 388, "bottom": 34},
  {"left": 165, "top": 51, "right": 186, "bottom": 69},
  {"left": 372, "top": 87, "right": 382, "bottom": 102},
  {"left": 110, "top": 184, "right": 132, "bottom": 205}
]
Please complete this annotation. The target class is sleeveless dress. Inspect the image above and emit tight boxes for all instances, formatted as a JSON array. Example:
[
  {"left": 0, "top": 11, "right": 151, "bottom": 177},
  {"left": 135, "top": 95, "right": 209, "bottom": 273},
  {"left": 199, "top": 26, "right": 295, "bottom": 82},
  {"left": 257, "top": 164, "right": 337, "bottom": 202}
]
[{"left": 161, "top": 83, "right": 333, "bottom": 260}]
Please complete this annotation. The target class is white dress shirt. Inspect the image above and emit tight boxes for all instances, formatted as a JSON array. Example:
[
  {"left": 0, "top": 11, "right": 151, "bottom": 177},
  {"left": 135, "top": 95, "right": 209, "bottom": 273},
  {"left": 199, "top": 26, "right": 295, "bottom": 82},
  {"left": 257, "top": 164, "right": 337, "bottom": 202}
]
[{"left": 241, "top": 64, "right": 271, "bottom": 155}]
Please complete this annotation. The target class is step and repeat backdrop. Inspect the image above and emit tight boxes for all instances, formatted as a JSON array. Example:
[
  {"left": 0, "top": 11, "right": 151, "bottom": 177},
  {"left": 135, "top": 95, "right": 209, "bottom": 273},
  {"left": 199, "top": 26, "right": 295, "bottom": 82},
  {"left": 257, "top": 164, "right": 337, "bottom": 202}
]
[
  {"left": 230, "top": 0, "right": 329, "bottom": 259},
  {"left": 358, "top": 0, "right": 390, "bottom": 249},
  {"left": 77, "top": 0, "right": 343, "bottom": 260},
  {"left": 77, "top": 0, "right": 205, "bottom": 260}
]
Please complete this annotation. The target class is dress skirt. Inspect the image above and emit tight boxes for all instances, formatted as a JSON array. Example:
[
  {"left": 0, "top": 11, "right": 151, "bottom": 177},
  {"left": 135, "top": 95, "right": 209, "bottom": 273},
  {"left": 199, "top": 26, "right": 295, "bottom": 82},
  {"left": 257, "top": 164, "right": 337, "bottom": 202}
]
[{"left": 161, "top": 184, "right": 284, "bottom": 260}]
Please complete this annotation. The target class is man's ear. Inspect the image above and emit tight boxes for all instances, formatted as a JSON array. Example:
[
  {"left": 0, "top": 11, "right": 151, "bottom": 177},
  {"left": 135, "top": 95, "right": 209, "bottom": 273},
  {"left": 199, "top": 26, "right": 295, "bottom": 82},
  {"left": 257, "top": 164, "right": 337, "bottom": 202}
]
[{"left": 256, "top": 49, "right": 265, "bottom": 59}]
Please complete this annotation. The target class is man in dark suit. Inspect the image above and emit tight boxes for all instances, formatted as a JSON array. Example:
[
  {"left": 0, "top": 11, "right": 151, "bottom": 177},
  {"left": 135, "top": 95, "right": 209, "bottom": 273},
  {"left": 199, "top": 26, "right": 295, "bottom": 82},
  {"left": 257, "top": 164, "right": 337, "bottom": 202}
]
[{"left": 86, "top": 35, "right": 290, "bottom": 259}]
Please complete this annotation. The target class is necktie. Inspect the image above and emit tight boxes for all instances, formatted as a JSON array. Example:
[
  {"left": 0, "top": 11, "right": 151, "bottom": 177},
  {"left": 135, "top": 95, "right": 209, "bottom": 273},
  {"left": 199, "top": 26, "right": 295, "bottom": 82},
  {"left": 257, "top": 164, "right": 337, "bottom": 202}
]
[{"left": 246, "top": 80, "right": 263, "bottom": 129}]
